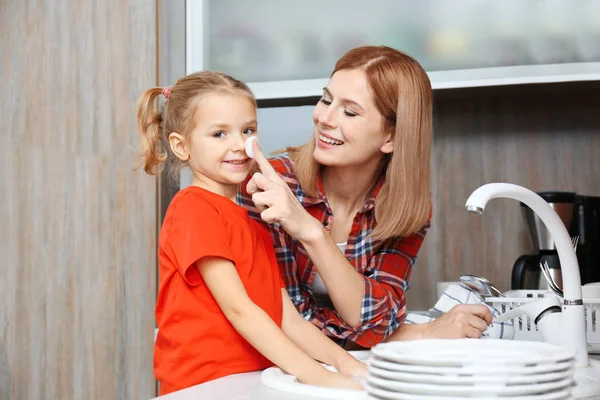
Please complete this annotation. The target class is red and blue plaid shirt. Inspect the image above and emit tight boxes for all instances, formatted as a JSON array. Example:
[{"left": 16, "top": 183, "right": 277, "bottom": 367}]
[{"left": 237, "top": 155, "right": 430, "bottom": 348}]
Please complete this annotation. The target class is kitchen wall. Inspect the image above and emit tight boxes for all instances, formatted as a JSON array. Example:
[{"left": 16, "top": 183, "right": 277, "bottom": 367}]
[
  {"left": 0, "top": 1, "right": 158, "bottom": 399},
  {"left": 407, "top": 81, "right": 600, "bottom": 310},
  {"left": 254, "top": 81, "right": 600, "bottom": 311}
]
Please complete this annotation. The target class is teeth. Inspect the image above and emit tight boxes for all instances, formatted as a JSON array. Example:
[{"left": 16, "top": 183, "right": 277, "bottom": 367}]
[
  {"left": 228, "top": 160, "right": 245, "bottom": 164},
  {"left": 319, "top": 134, "right": 344, "bottom": 145}
]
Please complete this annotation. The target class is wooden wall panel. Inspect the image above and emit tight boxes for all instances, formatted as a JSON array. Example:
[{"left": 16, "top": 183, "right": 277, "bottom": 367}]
[
  {"left": 0, "top": 1, "right": 158, "bottom": 399},
  {"left": 407, "top": 82, "right": 600, "bottom": 310}
]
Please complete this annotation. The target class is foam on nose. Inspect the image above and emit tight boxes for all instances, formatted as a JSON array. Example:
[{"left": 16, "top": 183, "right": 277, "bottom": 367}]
[{"left": 245, "top": 136, "right": 258, "bottom": 159}]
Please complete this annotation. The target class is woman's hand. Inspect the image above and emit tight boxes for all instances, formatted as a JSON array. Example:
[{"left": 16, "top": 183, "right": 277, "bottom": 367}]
[
  {"left": 386, "top": 304, "right": 493, "bottom": 342},
  {"left": 246, "top": 141, "right": 322, "bottom": 242},
  {"left": 423, "top": 304, "right": 493, "bottom": 339}
]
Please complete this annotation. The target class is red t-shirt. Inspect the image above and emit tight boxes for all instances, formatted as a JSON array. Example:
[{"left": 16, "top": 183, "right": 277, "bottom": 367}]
[{"left": 154, "top": 186, "right": 284, "bottom": 395}]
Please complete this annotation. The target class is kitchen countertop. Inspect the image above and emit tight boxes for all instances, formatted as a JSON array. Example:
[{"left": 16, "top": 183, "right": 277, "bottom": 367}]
[
  {"left": 151, "top": 351, "right": 371, "bottom": 400},
  {"left": 151, "top": 370, "right": 360, "bottom": 400},
  {"left": 151, "top": 353, "right": 600, "bottom": 400}
]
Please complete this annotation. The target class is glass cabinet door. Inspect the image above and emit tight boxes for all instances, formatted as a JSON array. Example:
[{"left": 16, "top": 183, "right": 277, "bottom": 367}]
[{"left": 186, "top": 0, "right": 600, "bottom": 99}]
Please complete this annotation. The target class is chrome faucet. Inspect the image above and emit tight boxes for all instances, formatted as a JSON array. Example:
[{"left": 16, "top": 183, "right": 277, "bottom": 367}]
[{"left": 465, "top": 183, "right": 588, "bottom": 367}]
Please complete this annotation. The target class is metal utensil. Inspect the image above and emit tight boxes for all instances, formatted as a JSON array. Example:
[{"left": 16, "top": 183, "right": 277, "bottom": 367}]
[
  {"left": 539, "top": 260, "right": 564, "bottom": 297},
  {"left": 572, "top": 235, "right": 579, "bottom": 252},
  {"left": 459, "top": 275, "right": 504, "bottom": 298},
  {"left": 459, "top": 275, "right": 531, "bottom": 330},
  {"left": 532, "top": 237, "right": 575, "bottom": 297}
]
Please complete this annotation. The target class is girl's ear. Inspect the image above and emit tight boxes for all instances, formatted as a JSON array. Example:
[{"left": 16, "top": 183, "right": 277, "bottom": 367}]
[{"left": 168, "top": 132, "right": 190, "bottom": 161}]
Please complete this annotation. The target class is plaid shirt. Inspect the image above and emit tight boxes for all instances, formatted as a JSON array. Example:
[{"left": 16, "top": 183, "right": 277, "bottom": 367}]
[{"left": 237, "top": 155, "right": 430, "bottom": 348}]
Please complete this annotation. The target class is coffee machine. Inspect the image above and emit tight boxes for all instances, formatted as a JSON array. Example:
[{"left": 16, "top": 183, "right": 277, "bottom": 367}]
[{"left": 512, "top": 191, "right": 600, "bottom": 290}]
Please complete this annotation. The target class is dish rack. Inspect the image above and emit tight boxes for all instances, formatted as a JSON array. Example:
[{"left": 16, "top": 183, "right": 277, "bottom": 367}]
[{"left": 485, "top": 290, "right": 600, "bottom": 354}]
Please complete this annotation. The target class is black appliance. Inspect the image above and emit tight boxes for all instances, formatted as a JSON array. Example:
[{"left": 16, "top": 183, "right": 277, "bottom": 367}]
[{"left": 512, "top": 191, "right": 600, "bottom": 290}]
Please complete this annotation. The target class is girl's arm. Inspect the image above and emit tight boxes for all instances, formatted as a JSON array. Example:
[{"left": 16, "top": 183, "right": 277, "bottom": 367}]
[
  {"left": 279, "top": 288, "right": 367, "bottom": 378},
  {"left": 197, "top": 256, "right": 362, "bottom": 390}
]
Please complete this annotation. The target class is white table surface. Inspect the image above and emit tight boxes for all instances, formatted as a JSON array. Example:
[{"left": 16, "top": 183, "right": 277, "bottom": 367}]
[
  {"left": 151, "top": 351, "right": 370, "bottom": 400},
  {"left": 151, "top": 370, "right": 371, "bottom": 400},
  {"left": 151, "top": 353, "right": 600, "bottom": 400}
]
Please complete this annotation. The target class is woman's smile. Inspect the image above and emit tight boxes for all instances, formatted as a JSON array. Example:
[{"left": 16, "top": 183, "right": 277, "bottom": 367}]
[{"left": 318, "top": 132, "right": 345, "bottom": 148}]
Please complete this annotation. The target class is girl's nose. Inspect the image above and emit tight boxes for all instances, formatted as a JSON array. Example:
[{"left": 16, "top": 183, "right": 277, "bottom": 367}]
[{"left": 232, "top": 132, "right": 247, "bottom": 152}]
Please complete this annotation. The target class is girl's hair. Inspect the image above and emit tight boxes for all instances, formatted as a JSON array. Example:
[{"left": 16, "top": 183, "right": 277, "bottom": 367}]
[
  {"left": 136, "top": 71, "right": 256, "bottom": 181},
  {"left": 285, "top": 46, "right": 433, "bottom": 241}
]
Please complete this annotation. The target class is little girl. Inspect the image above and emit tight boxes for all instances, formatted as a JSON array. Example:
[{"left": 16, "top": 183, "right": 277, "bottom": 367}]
[{"left": 136, "top": 71, "right": 367, "bottom": 395}]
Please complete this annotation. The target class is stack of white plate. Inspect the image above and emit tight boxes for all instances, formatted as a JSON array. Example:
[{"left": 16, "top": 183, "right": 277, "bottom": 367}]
[{"left": 366, "top": 339, "right": 575, "bottom": 400}]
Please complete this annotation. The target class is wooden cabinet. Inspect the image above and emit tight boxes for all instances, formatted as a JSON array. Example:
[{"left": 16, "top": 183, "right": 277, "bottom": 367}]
[{"left": 0, "top": 1, "right": 158, "bottom": 399}]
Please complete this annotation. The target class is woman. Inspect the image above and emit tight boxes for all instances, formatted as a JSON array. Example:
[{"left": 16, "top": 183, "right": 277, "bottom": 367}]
[{"left": 240, "top": 46, "right": 492, "bottom": 349}]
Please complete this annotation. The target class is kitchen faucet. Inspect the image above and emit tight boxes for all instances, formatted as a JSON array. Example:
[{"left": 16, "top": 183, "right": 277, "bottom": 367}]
[
  {"left": 465, "top": 183, "right": 588, "bottom": 365},
  {"left": 465, "top": 183, "right": 600, "bottom": 399}
]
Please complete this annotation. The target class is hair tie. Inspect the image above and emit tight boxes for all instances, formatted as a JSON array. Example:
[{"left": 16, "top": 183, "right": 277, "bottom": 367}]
[{"left": 162, "top": 86, "right": 171, "bottom": 100}]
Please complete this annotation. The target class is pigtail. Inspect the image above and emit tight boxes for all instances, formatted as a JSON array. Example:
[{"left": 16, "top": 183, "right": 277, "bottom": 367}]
[{"left": 136, "top": 87, "right": 167, "bottom": 175}]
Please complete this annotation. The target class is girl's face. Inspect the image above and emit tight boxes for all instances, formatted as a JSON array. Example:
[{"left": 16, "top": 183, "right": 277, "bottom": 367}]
[
  {"left": 311, "top": 68, "right": 394, "bottom": 168},
  {"left": 174, "top": 92, "right": 257, "bottom": 197}
]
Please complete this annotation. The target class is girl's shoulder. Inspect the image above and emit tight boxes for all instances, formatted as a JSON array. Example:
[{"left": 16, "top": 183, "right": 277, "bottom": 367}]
[
  {"left": 171, "top": 185, "right": 214, "bottom": 206},
  {"left": 167, "top": 186, "right": 228, "bottom": 219}
]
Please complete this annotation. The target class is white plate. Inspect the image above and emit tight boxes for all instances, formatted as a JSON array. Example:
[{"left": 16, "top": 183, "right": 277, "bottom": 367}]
[
  {"left": 349, "top": 350, "right": 371, "bottom": 363},
  {"left": 367, "top": 364, "right": 574, "bottom": 386},
  {"left": 365, "top": 383, "right": 572, "bottom": 400},
  {"left": 366, "top": 374, "right": 573, "bottom": 397},
  {"left": 259, "top": 350, "right": 371, "bottom": 400},
  {"left": 260, "top": 367, "right": 368, "bottom": 400},
  {"left": 369, "top": 356, "right": 573, "bottom": 376},
  {"left": 371, "top": 339, "right": 574, "bottom": 368}
]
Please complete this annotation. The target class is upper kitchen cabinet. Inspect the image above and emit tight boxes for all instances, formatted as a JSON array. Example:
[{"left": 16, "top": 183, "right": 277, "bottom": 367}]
[{"left": 186, "top": 0, "right": 600, "bottom": 100}]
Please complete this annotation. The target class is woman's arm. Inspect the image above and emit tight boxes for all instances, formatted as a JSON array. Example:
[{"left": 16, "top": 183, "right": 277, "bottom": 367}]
[
  {"left": 243, "top": 143, "right": 426, "bottom": 344},
  {"left": 263, "top": 218, "right": 427, "bottom": 348},
  {"left": 307, "top": 225, "right": 429, "bottom": 345},
  {"left": 244, "top": 144, "right": 488, "bottom": 346},
  {"left": 300, "top": 225, "right": 365, "bottom": 327},
  {"left": 279, "top": 288, "right": 367, "bottom": 378},
  {"left": 304, "top": 225, "right": 492, "bottom": 346},
  {"left": 197, "top": 256, "right": 362, "bottom": 390},
  {"left": 242, "top": 146, "right": 367, "bottom": 327}
]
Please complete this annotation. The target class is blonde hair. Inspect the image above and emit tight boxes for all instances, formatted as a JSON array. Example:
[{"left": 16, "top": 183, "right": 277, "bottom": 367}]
[
  {"left": 136, "top": 71, "right": 256, "bottom": 181},
  {"left": 285, "top": 46, "right": 433, "bottom": 241}
]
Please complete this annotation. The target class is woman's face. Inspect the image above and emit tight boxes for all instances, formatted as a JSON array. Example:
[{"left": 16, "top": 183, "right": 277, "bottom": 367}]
[{"left": 312, "top": 68, "right": 394, "bottom": 168}]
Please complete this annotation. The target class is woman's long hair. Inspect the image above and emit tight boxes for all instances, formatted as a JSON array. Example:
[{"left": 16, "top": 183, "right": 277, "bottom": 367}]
[{"left": 286, "top": 46, "right": 432, "bottom": 241}]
